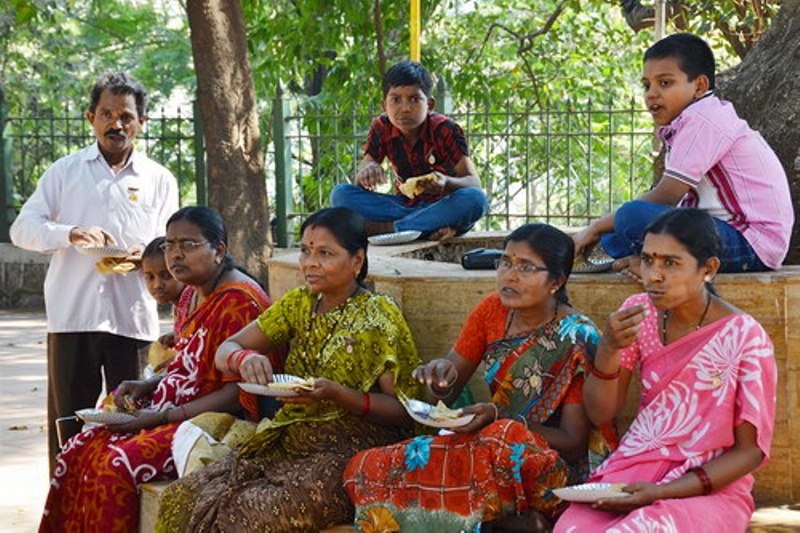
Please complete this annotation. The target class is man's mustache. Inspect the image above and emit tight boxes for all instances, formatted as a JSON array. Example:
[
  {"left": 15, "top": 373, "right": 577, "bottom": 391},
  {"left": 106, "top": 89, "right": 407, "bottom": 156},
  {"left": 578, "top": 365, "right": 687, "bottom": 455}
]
[{"left": 105, "top": 129, "right": 127, "bottom": 139}]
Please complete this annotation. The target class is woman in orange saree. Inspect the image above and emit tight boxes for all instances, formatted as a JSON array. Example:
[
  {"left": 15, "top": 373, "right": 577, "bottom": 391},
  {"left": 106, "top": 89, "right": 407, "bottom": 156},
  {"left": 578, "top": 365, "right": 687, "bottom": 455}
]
[
  {"left": 39, "top": 206, "right": 272, "bottom": 533},
  {"left": 344, "top": 224, "right": 616, "bottom": 532}
]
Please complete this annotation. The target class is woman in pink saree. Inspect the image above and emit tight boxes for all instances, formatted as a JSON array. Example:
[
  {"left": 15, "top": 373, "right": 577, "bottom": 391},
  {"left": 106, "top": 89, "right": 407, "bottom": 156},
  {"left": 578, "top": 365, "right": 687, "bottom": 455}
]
[{"left": 556, "top": 208, "right": 776, "bottom": 532}]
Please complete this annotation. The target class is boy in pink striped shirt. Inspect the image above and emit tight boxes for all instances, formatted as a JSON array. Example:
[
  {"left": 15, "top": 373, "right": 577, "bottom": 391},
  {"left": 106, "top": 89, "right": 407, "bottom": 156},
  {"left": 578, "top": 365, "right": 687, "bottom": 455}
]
[{"left": 574, "top": 33, "right": 793, "bottom": 278}]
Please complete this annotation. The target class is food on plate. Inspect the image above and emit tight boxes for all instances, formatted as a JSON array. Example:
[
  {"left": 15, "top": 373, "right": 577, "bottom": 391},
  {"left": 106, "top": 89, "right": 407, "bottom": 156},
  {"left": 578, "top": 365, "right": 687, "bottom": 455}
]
[
  {"left": 268, "top": 377, "right": 315, "bottom": 392},
  {"left": 95, "top": 257, "right": 138, "bottom": 275},
  {"left": 101, "top": 393, "right": 138, "bottom": 414},
  {"left": 399, "top": 173, "right": 437, "bottom": 198},
  {"left": 429, "top": 400, "right": 463, "bottom": 421}
]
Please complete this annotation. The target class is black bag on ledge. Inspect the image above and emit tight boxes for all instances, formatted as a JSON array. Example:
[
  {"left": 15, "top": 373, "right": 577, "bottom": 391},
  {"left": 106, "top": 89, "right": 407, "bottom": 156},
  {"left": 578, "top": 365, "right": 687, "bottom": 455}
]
[{"left": 461, "top": 248, "right": 503, "bottom": 270}]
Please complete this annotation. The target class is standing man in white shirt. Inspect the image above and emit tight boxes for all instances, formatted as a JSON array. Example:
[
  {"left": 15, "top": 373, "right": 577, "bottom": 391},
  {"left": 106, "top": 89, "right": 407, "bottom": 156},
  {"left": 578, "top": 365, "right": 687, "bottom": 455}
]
[{"left": 10, "top": 72, "right": 179, "bottom": 474}]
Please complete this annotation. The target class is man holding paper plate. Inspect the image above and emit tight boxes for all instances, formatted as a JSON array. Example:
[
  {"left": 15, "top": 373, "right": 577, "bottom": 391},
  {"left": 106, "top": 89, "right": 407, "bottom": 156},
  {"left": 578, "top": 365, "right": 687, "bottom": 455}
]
[{"left": 10, "top": 71, "right": 178, "bottom": 474}]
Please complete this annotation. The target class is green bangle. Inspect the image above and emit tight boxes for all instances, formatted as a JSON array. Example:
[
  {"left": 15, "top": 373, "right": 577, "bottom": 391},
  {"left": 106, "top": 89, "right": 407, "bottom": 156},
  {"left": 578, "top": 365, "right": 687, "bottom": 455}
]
[{"left": 159, "top": 408, "right": 170, "bottom": 425}]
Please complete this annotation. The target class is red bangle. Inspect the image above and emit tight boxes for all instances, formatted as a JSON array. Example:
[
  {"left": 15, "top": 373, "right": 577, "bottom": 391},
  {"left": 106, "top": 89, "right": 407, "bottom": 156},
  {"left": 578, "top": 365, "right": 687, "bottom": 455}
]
[
  {"left": 590, "top": 364, "right": 620, "bottom": 380},
  {"left": 227, "top": 349, "right": 259, "bottom": 373},
  {"left": 360, "top": 392, "right": 370, "bottom": 417},
  {"left": 690, "top": 466, "right": 713, "bottom": 495}
]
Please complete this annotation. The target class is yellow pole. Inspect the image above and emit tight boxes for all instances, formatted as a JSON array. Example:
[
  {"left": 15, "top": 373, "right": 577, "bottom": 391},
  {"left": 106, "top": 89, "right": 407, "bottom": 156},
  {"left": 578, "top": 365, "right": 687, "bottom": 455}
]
[{"left": 410, "top": 0, "right": 421, "bottom": 61}]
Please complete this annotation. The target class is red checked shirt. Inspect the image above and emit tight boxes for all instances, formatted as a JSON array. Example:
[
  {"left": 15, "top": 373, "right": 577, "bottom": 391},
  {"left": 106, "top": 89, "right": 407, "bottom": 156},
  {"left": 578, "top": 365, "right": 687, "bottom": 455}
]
[{"left": 363, "top": 112, "right": 470, "bottom": 204}]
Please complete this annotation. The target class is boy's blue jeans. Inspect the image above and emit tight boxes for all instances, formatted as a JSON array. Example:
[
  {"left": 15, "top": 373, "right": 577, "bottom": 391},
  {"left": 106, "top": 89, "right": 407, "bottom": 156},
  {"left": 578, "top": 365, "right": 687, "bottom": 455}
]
[
  {"left": 329, "top": 184, "right": 488, "bottom": 236},
  {"left": 600, "top": 200, "right": 768, "bottom": 273}
]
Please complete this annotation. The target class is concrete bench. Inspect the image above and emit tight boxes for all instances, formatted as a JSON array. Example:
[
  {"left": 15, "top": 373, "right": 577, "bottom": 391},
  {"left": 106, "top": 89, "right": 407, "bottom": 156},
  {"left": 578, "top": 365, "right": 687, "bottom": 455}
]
[{"left": 138, "top": 234, "right": 800, "bottom": 530}]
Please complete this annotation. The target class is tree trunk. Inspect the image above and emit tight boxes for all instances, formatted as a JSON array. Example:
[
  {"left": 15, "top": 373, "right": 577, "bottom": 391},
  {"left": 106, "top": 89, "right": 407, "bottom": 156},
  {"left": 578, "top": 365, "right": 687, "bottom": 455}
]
[
  {"left": 717, "top": 0, "right": 800, "bottom": 265},
  {"left": 186, "top": 0, "right": 272, "bottom": 283}
]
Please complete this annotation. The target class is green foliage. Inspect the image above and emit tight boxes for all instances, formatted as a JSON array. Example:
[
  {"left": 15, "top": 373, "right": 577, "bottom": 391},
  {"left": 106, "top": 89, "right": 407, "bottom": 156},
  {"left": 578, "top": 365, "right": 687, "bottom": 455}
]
[
  {"left": 0, "top": 0, "right": 196, "bottom": 209},
  {"left": 0, "top": 0, "right": 784, "bottom": 227},
  {"left": 246, "top": 0, "right": 660, "bottom": 221},
  {"left": 243, "top": 0, "right": 780, "bottom": 226},
  {"left": 1, "top": 0, "right": 193, "bottom": 113}
]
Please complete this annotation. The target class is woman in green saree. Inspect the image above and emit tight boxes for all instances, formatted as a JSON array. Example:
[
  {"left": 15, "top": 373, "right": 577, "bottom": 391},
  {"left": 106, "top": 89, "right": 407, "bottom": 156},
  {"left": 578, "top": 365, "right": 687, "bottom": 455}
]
[{"left": 156, "top": 207, "right": 421, "bottom": 532}]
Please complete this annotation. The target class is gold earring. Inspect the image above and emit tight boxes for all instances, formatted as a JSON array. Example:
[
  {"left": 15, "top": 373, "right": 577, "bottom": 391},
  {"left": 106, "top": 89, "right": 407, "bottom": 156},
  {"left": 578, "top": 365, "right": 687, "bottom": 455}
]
[
  {"left": 704, "top": 275, "right": 712, "bottom": 283},
  {"left": 550, "top": 287, "right": 558, "bottom": 294},
  {"left": 215, "top": 256, "right": 222, "bottom": 264}
]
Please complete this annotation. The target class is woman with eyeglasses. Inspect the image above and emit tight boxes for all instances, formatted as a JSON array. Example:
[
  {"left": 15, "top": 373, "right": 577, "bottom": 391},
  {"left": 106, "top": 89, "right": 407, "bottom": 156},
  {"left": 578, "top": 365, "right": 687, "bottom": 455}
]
[
  {"left": 40, "top": 206, "right": 273, "bottom": 532},
  {"left": 343, "top": 223, "right": 617, "bottom": 532}
]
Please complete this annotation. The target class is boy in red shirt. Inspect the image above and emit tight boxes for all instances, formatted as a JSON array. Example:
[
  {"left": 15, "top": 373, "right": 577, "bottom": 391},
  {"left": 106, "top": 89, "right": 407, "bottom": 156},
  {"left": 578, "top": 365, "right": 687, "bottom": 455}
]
[{"left": 330, "top": 60, "right": 487, "bottom": 241}]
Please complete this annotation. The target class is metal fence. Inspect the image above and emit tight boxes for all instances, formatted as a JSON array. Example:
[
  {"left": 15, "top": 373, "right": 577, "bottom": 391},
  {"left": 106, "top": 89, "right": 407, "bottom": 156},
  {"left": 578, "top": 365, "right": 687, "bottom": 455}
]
[
  {"left": 269, "top": 85, "right": 657, "bottom": 246},
  {"left": 2, "top": 89, "right": 657, "bottom": 247},
  {"left": 0, "top": 99, "right": 202, "bottom": 241}
]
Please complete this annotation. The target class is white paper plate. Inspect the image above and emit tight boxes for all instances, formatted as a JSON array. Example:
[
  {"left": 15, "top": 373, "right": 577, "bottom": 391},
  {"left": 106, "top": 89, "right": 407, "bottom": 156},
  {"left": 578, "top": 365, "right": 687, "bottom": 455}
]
[
  {"left": 401, "top": 398, "right": 475, "bottom": 429},
  {"left": 552, "top": 482, "right": 628, "bottom": 502},
  {"left": 75, "top": 245, "right": 130, "bottom": 258},
  {"left": 368, "top": 230, "right": 422, "bottom": 246},
  {"left": 76, "top": 408, "right": 136, "bottom": 425},
  {"left": 238, "top": 374, "right": 312, "bottom": 397}
]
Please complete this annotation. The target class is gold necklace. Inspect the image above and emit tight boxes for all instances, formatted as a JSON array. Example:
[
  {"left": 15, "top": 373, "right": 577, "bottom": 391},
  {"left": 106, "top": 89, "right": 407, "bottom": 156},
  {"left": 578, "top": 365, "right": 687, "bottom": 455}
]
[
  {"left": 660, "top": 293, "right": 712, "bottom": 344},
  {"left": 302, "top": 287, "right": 363, "bottom": 373}
]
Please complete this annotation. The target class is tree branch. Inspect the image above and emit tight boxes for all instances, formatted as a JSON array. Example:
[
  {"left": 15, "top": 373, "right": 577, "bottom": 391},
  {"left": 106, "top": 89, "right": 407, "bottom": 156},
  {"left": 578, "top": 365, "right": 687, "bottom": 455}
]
[
  {"left": 373, "top": 0, "right": 386, "bottom": 77},
  {"left": 518, "top": 1, "right": 568, "bottom": 54}
]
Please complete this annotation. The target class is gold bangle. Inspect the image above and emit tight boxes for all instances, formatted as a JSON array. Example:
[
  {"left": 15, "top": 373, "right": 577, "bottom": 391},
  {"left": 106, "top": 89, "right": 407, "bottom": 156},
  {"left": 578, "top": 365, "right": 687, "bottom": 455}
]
[{"left": 489, "top": 403, "right": 499, "bottom": 421}]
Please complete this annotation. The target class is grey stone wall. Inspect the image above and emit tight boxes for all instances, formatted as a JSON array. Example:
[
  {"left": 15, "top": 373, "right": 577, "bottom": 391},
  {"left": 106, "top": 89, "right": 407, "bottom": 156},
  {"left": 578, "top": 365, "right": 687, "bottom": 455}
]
[{"left": 0, "top": 244, "right": 48, "bottom": 308}]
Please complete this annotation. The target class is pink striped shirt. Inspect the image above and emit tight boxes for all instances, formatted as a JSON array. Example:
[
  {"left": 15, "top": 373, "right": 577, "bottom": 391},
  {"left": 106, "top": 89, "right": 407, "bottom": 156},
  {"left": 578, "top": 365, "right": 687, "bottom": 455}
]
[{"left": 659, "top": 95, "right": 793, "bottom": 269}]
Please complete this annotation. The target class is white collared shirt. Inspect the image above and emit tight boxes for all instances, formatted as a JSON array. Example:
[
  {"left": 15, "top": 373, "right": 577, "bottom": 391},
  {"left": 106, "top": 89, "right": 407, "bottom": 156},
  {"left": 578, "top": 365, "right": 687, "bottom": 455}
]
[{"left": 10, "top": 143, "right": 179, "bottom": 339}]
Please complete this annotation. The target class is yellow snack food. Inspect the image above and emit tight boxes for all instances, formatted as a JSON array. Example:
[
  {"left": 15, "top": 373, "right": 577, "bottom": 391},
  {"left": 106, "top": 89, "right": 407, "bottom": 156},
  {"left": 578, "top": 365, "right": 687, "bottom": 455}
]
[
  {"left": 399, "top": 173, "right": 437, "bottom": 198},
  {"left": 95, "top": 257, "right": 138, "bottom": 275},
  {"left": 429, "top": 400, "right": 463, "bottom": 421},
  {"left": 100, "top": 393, "right": 137, "bottom": 414},
  {"left": 268, "top": 377, "right": 315, "bottom": 391}
]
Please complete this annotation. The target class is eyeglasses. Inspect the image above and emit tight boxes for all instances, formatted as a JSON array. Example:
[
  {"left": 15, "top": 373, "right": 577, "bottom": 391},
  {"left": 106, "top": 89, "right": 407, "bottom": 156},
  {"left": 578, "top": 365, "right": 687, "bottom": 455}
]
[
  {"left": 159, "top": 240, "right": 209, "bottom": 253},
  {"left": 495, "top": 256, "right": 550, "bottom": 275}
]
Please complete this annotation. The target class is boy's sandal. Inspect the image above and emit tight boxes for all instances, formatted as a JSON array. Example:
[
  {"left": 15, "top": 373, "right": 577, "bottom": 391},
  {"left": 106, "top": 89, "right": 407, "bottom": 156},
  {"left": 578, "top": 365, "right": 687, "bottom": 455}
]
[{"left": 573, "top": 257, "right": 614, "bottom": 273}]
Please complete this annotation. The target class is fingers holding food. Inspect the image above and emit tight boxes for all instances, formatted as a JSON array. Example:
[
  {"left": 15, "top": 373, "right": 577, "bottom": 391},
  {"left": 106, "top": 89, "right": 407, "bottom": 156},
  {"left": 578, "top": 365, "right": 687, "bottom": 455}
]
[
  {"left": 399, "top": 173, "right": 439, "bottom": 198},
  {"left": 603, "top": 304, "right": 648, "bottom": 350}
]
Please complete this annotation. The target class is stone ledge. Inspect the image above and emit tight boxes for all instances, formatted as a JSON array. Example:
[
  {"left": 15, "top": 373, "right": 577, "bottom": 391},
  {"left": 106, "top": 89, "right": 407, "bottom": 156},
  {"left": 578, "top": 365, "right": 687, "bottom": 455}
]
[
  {"left": 0, "top": 243, "right": 51, "bottom": 264},
  {"left": 0, "top": 243, "right": 49, "bottom": 308}
]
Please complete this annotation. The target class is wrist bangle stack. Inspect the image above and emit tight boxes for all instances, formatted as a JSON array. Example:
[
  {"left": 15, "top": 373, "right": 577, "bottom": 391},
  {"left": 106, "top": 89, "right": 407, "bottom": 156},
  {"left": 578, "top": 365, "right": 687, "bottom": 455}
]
[
  {"left": 225, "top": 349, "right": 259, "bottom": 373},
  {"left": 590, "top": 364, "right": 620, "bottom": 380},
  {"left": 690, "top": 466, "right": 713, "bottom": 495},
  {"left": 360, "top": 393, "right": 371, "bottom": 417}
]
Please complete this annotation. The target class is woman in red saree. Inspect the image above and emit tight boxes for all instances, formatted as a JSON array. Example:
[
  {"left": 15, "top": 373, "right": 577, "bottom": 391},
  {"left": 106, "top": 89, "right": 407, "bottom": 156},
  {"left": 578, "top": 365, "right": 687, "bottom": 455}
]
[
  {"left": 39, "top": 206, "right": 272, "bottom": 532},
  {"left": 344, "top": 224, "right": 616, "bottom": 532},
  {"left": 555, "top": 208, "right": 777, "bottom": 532}
]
